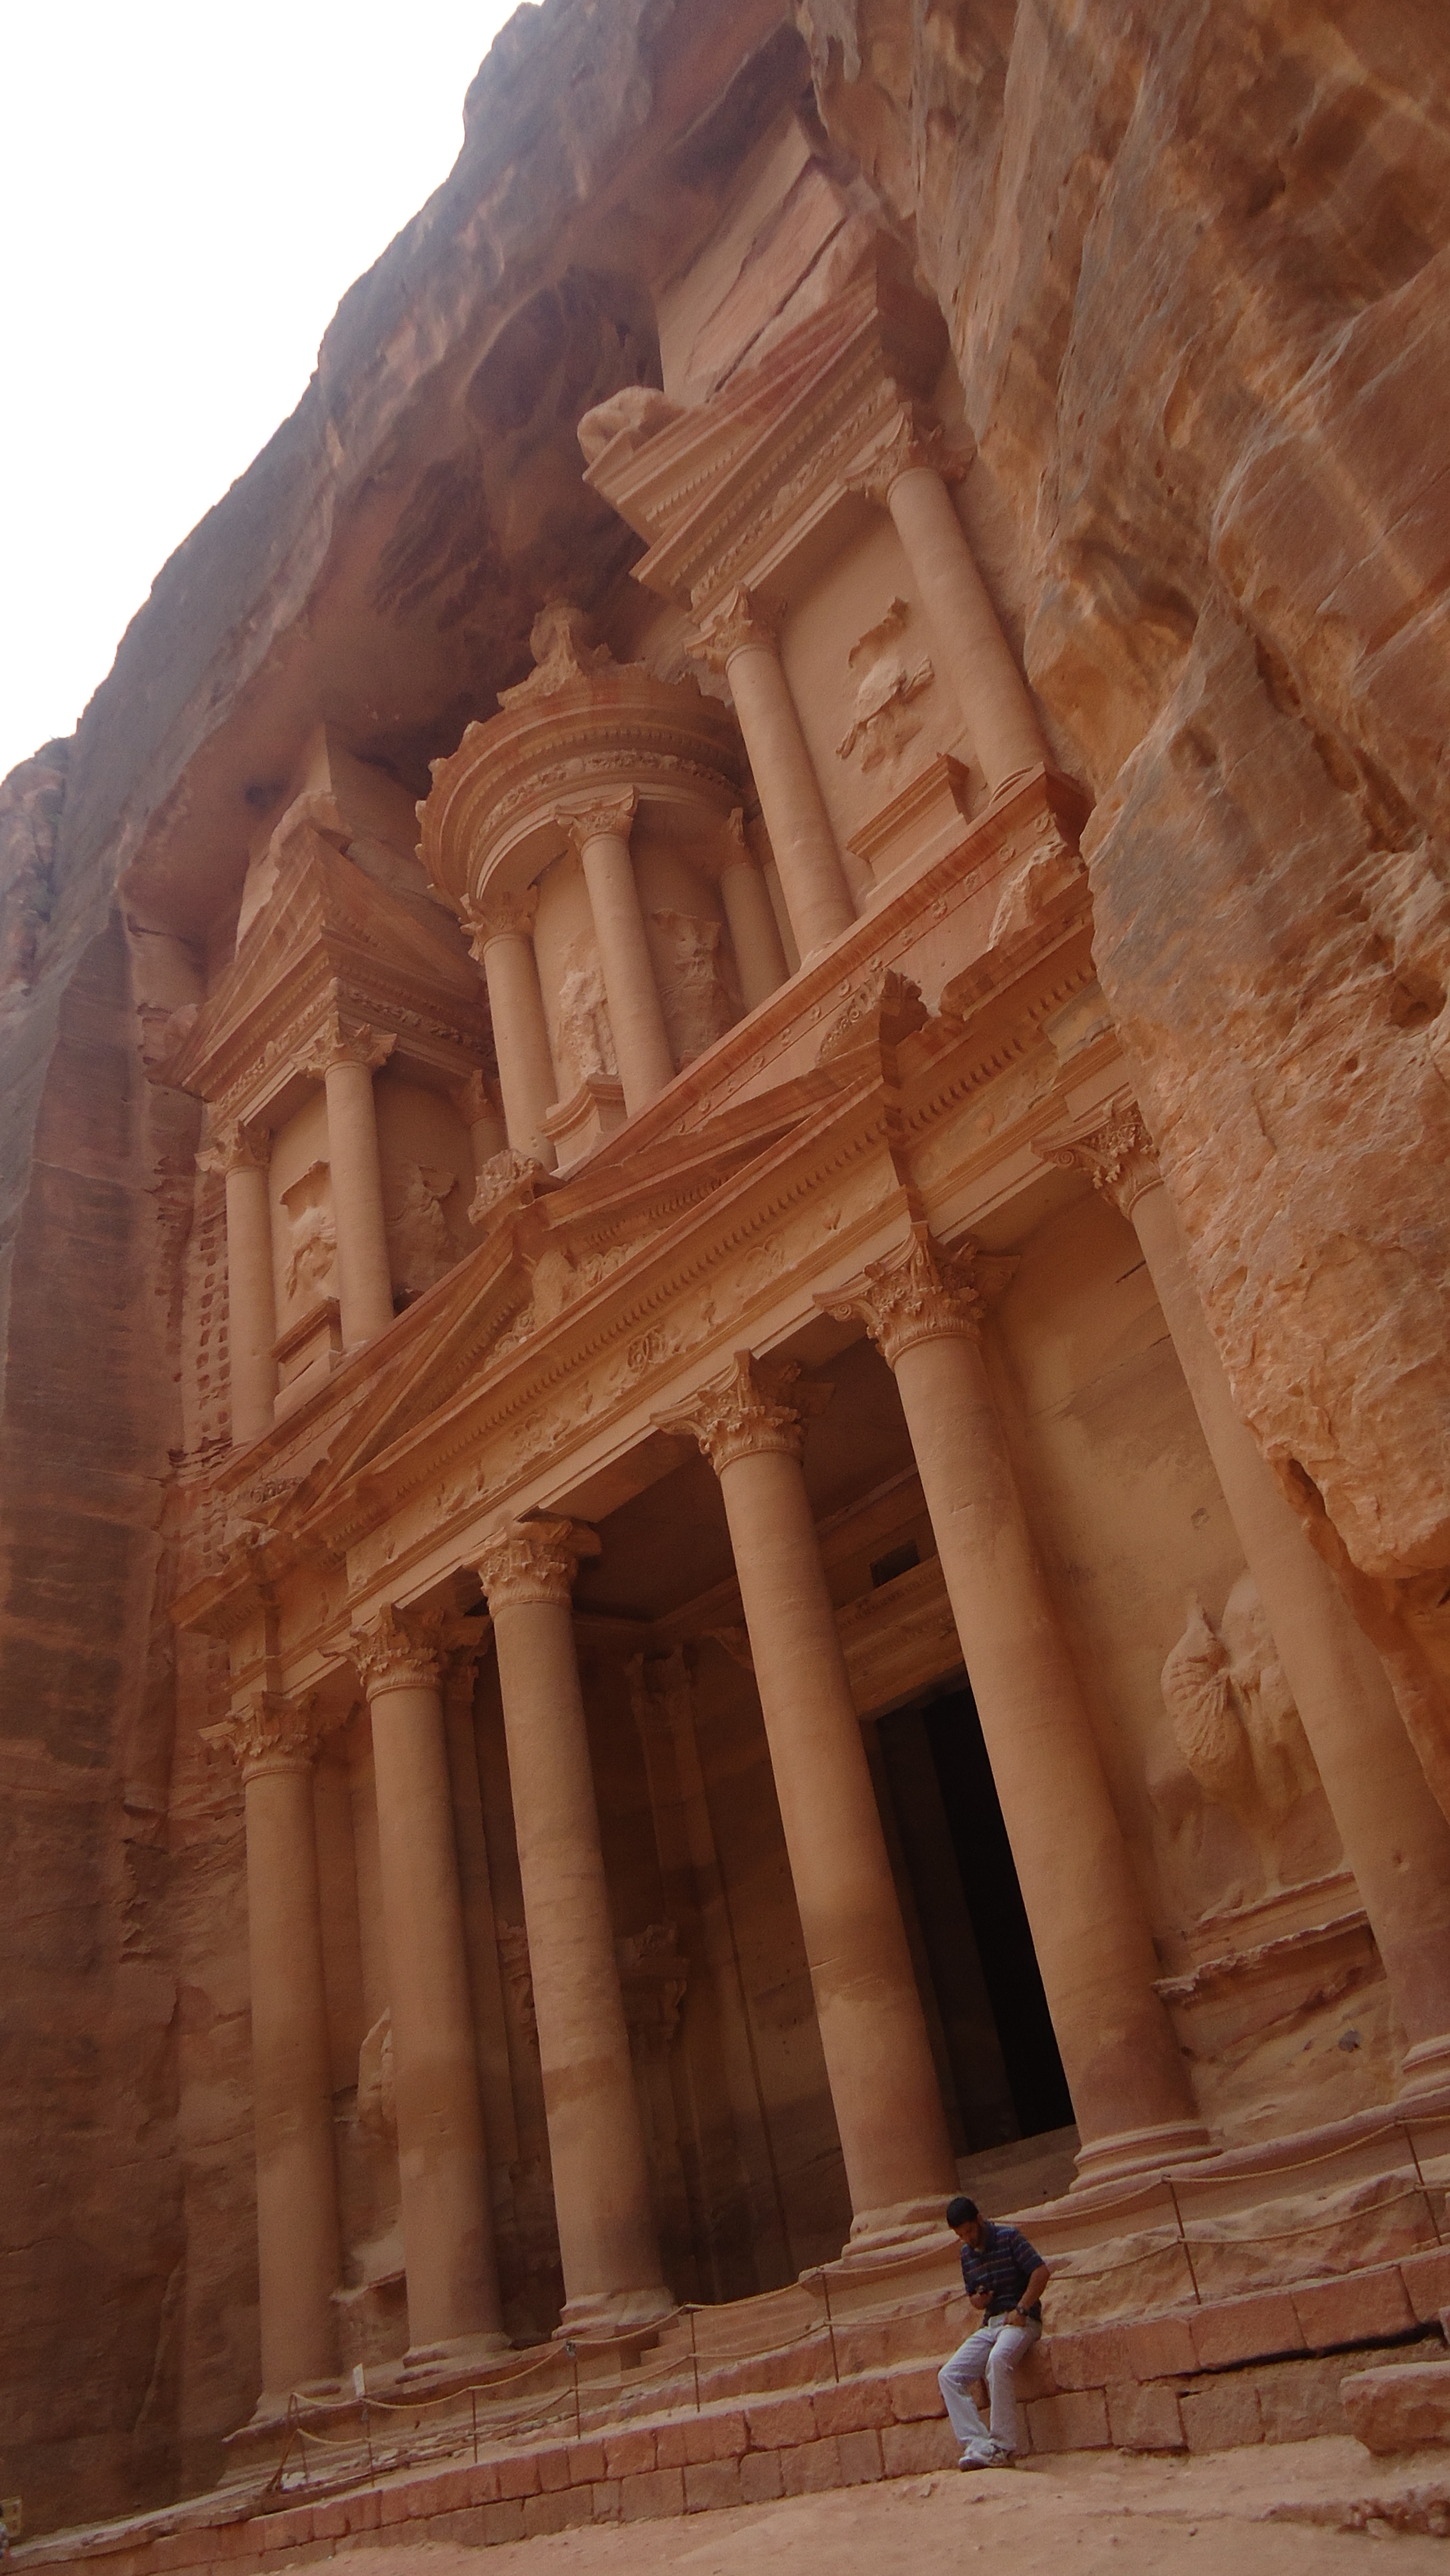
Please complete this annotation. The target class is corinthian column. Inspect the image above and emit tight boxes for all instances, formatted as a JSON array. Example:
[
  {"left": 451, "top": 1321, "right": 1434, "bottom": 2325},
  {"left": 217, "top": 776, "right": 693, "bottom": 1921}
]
[
  {"left": 559, "top": 791, "right": 676, "bottom": 1114},
  {"left": 832, "top": 1236, "right": 1209, "bottom": 2186},
  {"left": 200, "top": 1117, "right": 277, "bottom": 1444},
  {"left": 661, "top": 1355, "right": 956, "bottom": 2249},
  {"left": 720, "top": 809, "right": 788, "bottom": 1012},
  {"left": 354, "top": 1606, "right": 507, "bottom": 2359},
  {"left": 476, "top": 1517, "right": 671, "bottom": 2334},
  {"left": 853, "top": 410, "right": 1047, "bottom": 800},
  {"left": 1041, "top": 1099, "right": 1450, "bottom": 2091},
  {"left": 698, "top": 589, "right": 856, "bottom": 962},
  {"left": 463, "top": 890, "right": 557, "bottom": 1171},
  {"left": 204, "top": 1693, "right": 343, "bottom": 2406},
  {"left": 305, "top": 1017, "right": 396, "bottom": 1351}
]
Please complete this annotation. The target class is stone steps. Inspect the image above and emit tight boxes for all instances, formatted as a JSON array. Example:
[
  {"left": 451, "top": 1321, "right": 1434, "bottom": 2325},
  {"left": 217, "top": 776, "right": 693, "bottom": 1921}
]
[{"left": 19, "top": 2246, "right": 1450, "bottom": 2572}]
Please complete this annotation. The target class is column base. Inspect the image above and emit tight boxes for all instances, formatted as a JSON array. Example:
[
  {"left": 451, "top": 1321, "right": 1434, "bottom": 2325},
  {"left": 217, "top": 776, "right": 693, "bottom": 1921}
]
[
  {"left": 838, "top": 2196, "right": 958, "bottom": 2262},
  {"left": 247, "top": 2377, "right": 344, "bottom": 2425},
  {"left": 401, "top": 2330, "right": 513, "bottom": 2378},
  {"left": 1071, "top": 2120, "right": 1215, "bottom": 2189},
  {"left": 556, "top": 2284, "right": 676, "bottom": 2340},
  {"left": 1398, "top": 2033, "right": 1450, "bottom": 2105}
]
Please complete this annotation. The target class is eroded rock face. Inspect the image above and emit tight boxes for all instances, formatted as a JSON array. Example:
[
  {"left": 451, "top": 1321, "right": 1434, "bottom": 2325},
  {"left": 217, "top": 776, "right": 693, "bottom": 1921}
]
[{"left": 797, "top": 0, "right": 1450, "bottom": 1699}]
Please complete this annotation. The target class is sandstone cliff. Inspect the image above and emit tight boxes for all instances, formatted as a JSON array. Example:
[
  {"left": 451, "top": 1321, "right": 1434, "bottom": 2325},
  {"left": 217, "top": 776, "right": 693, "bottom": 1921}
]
[{"left": 2, "top": 0, "right": 1448, "bottom": 2529}]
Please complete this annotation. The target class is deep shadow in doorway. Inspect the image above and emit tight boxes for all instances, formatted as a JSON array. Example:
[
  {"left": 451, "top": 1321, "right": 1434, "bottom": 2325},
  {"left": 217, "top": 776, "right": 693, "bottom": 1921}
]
[{"left": 876, "top": 1679, "right": 1073, "bottom": 2146}]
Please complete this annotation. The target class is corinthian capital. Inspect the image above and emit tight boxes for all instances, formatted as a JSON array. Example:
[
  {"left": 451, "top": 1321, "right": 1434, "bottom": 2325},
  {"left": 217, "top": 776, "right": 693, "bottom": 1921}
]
[
  {"left": 1035, "top": 1094, "right": 1161, "bottom": 1219},
  {"left": 658, "top": 1351, "right": 832, "bottom": 1478},
  {"left": 828, "top": 1228, "right": 985, "bottom": 1370},
  {"left": 352, "top": 1603, "right": 446, "bottom": 1698},
  {"left": 476, "top": 1516, "right": 601, "bottom": 1611},
  {"left": 693, "top": 586, "right": 783, "bottom": 673},
  {"left": 555, "top": 787, "right": 639, "bottom": 855},
  {"left": 847, "top": 405, "right": 970, "bottom": 510},
  {"left": 461, "top": 886, "right": 539, "bottom": 958},
  {"left": 197, "top": 1115, "right": 271, "bottom": 1178},
  {"left": 202, "top": 1690, "right": 339, "bottom": 1781},
  {"left": 302, "top": 1014, "right": 396, "bottom": 1082}
]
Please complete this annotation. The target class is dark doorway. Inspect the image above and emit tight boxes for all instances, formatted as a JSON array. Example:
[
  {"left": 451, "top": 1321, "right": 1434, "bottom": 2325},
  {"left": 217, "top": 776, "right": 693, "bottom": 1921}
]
[{"left": 876, "top": 1680, "right": 1073, "bottom": 2145}]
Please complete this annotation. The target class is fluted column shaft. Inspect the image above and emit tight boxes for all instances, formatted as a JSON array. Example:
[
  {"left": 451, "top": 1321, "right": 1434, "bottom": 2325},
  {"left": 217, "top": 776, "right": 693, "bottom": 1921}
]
[
  {"left": 700, "top": 590, "right": 855, "bottom": 962},
  {"left": 1048, "top": 1102, "right": 1450, "bottom": 2085},
  {"left": 719, "top": 831, "right": 789, "bottom": 1013},
  {"left": 204, "top": 1121, "right": 277, "bottom": 1443},
  {"left": 835, "top": 1238, "right": 1208, "bottom": 2187},
  {"left": 478, "top": 1518, "right": 670, "bottom": 2333},
  {"left": 355, "top": 1610, "right": 506, "bottom": 2355},
  {"left": 856, "top": 411, "right": 1046, "bottom": 798},
  {"left": 307, "top": 1021, "right": 396, "bottom": 1349},
  {"left": 469, "top": 893, "right": 557, "bottom": 1171},
  {"left": 562, "top": 794, "right": 676, "bottom": 1113},
  {"left": 665, "top": 1357, "right": 955, "bottom": 2242},
  {"left": 206, "top": 1696, "right": 342, "bottom": 2404}
]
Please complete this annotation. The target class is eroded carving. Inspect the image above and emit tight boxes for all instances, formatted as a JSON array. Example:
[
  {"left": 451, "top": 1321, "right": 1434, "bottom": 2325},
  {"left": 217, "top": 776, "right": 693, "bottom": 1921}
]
[{"left": 836, "top": 597, "right": 935, "bottom": 771}]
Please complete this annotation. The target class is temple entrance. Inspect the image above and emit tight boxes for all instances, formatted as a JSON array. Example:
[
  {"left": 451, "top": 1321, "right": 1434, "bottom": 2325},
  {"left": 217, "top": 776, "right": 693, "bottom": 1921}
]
[{"left": 872, "top": 1679, "right": 1073, "bottom": 2158}]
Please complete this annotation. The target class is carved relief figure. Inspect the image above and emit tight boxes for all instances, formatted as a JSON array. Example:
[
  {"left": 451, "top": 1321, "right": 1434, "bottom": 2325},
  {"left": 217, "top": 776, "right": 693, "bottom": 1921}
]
[
  {"left": 835, "top": 596, "right": 935, "bottom": 773},
  {"left": 1155, "top": 1574, "right": 1325, "bottom": 1909},
  {"left": 382, "top": 1159, "right": 459, "bottom": 1299},
  {"left": 278, "top": 1160, "right": 337, "bottom": 1308},
  {"left": 650, "top": 909, "right": 735, "bottom": 1063},
  {"left": 553, "top": 939, "right": 618, "bottom": 1091}
]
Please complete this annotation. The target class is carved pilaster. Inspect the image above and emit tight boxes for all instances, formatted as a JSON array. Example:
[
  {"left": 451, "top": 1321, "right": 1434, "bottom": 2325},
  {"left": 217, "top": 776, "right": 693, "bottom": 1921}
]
[
  {"left": 460, "top": 886, "right": 539, "bottom": 961},
  {"left": 659, "top": 1350, "right": 832, "bottom": 1477},
  {"left": 828, "top": 1227, "right": 986, "bottom": 1370},
  {"left": 202, "top": 1690, "right": 340, "bottom": 1781},
  {"left": 301, "top": 1014, "right": 396, "bottom": 1082},
  {"left": 556, "top": 788, "right": 639, "bottom": 855},
  {"left": 694, "top": 585, "right": 783, "bottom": 673},
  {"left": 352, "top": 1603, "right": 446, "bottom": 1698},
  {"left": 847, "top": 405, "right": 970, "bottom": 511},
  {"left": 476, "top": 1515, "right": 600, "bottom": 1611},
  {"left": 197, "top": 1115, "right": 271, "bottom": 1178},
  {"left": 1036, "top": 1095, "right": 1162, "bottom": 1219}
]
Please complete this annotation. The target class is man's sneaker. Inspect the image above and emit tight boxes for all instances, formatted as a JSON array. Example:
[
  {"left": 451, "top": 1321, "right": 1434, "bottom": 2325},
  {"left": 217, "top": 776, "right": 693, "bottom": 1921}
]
[{"left": 958, "top": 2445, "right": 1008, "bottom": 2471}]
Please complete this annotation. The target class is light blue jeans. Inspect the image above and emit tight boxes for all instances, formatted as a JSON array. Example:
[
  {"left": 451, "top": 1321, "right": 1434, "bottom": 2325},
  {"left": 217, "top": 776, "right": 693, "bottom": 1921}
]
[{"left": 939, "top": 2312, "right": 1041, "bottom": 2459}]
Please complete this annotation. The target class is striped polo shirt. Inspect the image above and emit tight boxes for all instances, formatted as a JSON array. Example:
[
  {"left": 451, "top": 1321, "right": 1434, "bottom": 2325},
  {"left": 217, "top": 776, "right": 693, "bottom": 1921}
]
[{"left": 959, "top": 2218, "right": 1045, "bottom": 2321}]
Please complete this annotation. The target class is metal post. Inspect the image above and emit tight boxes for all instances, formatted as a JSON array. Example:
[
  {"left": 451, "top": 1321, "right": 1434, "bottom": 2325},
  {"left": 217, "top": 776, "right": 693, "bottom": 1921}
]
[{"left": 1165, "top": 2176, "right": 1203, "bottom": 2305}]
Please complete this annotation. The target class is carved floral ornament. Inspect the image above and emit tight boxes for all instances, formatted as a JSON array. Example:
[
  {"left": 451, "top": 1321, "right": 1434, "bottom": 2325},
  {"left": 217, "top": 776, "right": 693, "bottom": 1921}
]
[
  {"left": 1035, "top": 1095, "right": 1163, "bottom": 1219},
  {"left": 202, "top": 1689, "right": 343, "bottom": 1781},
  {"left": 476, "top": 1515, "right": 602, "bottom": 1612},
  {"left": 460, "top": 886, "right": 539, "bottom": 958},
  {"left": 658, "top": 1350, "right": 833, "bottom": 1478},
  {"left": 352, "top": 1602, "right": 445, "bottom": 1698},
  {"left": 197, "top": 1116, "right": 271, "bottom": 1178},
  {"left": 555, "top": 787, "right": 639, "bottom": 855},
  {"left": 301, "top": 1014, "right": 397, "bottom": 1083},
  {"left": 692, "top": 585, "right": 784, "bottom": 673},
  {"left": 828, "top": 1228, "right": 987, "bottom": 1371},
  {"left": 844, "top": 404, "right": 972, "bottom": 512}
]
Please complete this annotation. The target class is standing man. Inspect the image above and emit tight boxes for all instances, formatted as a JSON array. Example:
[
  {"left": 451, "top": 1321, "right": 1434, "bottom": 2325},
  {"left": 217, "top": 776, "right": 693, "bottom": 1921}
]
[{"left": 939, "top": 2192, "right": 1052, "bottom": 2468}]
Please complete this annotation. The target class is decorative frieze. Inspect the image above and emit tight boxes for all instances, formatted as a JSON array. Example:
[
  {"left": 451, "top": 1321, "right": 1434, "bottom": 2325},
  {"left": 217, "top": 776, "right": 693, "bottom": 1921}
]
[{"left": 659, "top": 1350, "right": 832, "bottom": 1476}]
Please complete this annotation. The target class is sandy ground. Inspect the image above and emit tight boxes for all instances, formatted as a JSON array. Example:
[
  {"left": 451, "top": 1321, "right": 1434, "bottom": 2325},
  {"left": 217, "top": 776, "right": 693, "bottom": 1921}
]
[{"left": 300, "top": 2438, "right": 1450, "bottom": 2574}]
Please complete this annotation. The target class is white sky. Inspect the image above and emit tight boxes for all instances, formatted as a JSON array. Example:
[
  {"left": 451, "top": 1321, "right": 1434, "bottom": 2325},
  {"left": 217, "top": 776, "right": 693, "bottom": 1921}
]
[{"left": 0, "top": 0, "right": 520, "bottom": 784}]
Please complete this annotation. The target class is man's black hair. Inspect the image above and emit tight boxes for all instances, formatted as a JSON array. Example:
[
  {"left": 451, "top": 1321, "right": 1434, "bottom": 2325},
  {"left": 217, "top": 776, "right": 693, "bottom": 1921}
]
[{"left": 946, "top": 2194, "right": 978, "bottom": 2228}]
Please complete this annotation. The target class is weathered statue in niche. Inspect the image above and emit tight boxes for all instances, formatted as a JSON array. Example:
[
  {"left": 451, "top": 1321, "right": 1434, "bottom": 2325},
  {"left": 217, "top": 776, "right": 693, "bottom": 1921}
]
[
  {"left": 553, "top": 939, "right": 618, "bottom": 1091},
  {"left": 278, "top": 1160, "right": 337, "bottom": 1310},
  {"left": 650, "top": 908, "right": 735, "bottom": 1064},
  {"left": 1150, "top": 1573, "right": 1339, "bottom": 1919},
  {"left": 383, "top": 1160, "right": 461, "bottom": 1301}
]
